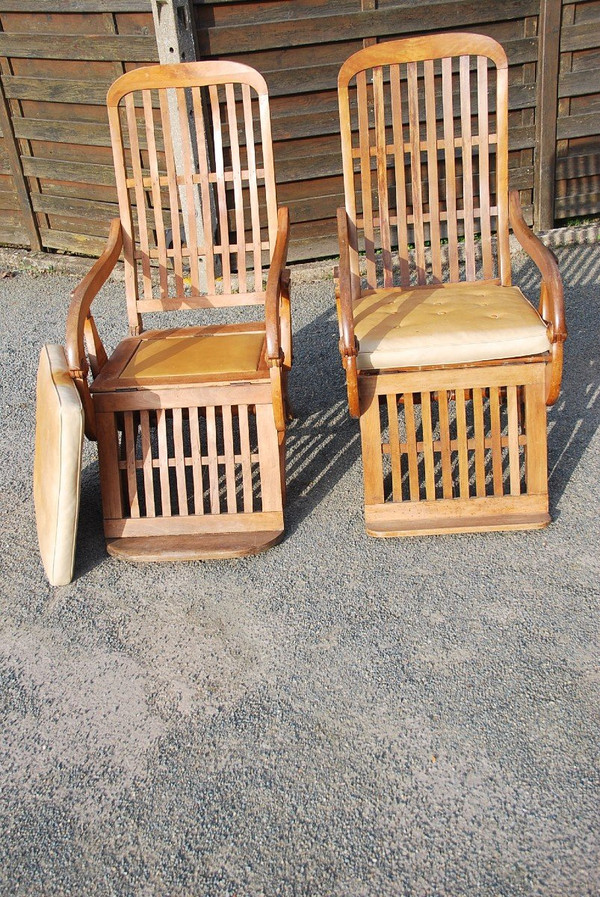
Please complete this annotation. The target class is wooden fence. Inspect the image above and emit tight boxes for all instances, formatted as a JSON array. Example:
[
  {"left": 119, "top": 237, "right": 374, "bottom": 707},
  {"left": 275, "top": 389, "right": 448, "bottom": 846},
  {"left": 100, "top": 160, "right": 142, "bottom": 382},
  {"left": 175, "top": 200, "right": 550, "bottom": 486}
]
[{"left": 0, "top": 0, "right": 598, "bottom": 262}]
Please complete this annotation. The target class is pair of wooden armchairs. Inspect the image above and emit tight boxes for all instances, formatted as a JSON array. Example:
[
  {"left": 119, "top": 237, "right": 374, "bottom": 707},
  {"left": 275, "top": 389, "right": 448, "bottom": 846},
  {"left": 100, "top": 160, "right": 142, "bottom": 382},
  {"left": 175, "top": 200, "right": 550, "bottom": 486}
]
[{"left": 34, "top": 33, "right": 565, "bottom": 584}]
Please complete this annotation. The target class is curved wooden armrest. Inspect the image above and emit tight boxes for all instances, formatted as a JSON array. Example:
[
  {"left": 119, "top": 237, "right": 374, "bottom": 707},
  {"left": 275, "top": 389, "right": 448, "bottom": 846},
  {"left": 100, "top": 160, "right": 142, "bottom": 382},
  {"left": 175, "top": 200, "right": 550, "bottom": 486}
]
[
  {"left": 509, "top": 190, "right": 566, "bottom": 342},
  {"left": 509, "top": 191, "right": 566, "bottom": 404},
  {"left": 336, "top": 207, "right": 360, "bottom": 418},
  {"left": 65, "top": 218, "right": 122, "bottom": 439},
  {"left": 65, "top": 218, "right": 123, "bottom": 376},
  {"left": 265, "top": 206, "right": 290, "bottom": 367},
  {"left": 265, "top": 206, "right": 290, "bottom": 434}
]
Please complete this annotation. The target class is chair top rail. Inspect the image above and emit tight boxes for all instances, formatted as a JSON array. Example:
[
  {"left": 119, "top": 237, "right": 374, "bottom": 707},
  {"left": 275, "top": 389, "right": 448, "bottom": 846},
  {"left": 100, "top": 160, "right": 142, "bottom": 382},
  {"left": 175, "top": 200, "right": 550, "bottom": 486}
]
[
  {"left": 338, "top": 33, "right": 508, "bottom": 87},
  {"left": 107, "top": 60, "right": 269, "bottom": 107}
]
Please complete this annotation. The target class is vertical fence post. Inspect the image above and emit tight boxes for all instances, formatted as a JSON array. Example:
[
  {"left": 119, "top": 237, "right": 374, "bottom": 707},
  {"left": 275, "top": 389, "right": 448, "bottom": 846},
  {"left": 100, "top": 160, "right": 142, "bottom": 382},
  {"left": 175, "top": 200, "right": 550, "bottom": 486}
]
[
  {"left": 534, "top": 0, "right": 562, "bottom": 231},
  {"left": 151, "top": 0, "right": 215, "bottom": 288},
  {"left": 0, "top": 73, "right": 41, "bottom": 250},
  {"left": 361, "top": 0, "right": 377, "bottom": 48}
]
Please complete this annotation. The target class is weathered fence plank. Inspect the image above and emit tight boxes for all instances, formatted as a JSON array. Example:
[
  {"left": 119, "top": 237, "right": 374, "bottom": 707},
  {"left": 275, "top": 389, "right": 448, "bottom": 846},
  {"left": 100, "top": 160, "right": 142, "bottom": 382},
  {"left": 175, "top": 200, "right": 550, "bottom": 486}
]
[{"left": 0, "top": 0, "right": 597, "bottom": 261}]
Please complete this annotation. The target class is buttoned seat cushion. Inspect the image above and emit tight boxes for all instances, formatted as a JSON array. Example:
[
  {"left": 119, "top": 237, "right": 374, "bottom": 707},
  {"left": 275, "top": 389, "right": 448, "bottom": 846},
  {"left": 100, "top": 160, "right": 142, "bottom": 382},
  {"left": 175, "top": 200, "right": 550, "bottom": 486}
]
[
  {"left": 34, "top": 345, "right": 84, "bottom": 586},
  {"left": 353, "top": 284, "right": 551, "bottom": 370}
]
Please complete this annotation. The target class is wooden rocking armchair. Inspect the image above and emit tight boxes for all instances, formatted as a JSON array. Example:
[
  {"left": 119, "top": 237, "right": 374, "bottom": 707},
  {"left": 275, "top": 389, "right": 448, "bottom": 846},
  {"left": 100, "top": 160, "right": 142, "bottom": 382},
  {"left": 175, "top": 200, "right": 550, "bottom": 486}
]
[
  {"left": 335, "top": 34, "right": 566, "bottom": 536},
  {"left": 65, "top": 61, "right": 292, "bottom": 561}
]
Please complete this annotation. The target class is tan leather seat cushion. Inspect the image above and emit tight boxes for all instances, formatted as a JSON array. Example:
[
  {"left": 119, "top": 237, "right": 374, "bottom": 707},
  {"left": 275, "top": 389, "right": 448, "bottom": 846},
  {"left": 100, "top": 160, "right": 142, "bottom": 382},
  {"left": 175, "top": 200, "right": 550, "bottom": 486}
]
[
  {"left": 354, "top": 284, "right": 551, "bottom": 370},
  {"left": 34, "top": 345, "right": 84, "bottom": 586},
  {"left": 121, "top": 332, "right": 265, "bottom": 380}
]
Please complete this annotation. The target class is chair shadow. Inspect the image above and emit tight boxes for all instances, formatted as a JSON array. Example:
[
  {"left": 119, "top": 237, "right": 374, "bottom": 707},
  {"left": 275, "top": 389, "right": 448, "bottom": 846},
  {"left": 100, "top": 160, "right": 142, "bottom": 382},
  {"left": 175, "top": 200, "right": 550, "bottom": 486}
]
[
  {"left": 72, "top": 299, "right": 362, "bottom": 570},
  {"left": 283, "top": 303, "right": 362, "bottom": 534},
  {"left": 514, "top": 242, "right": 600, "bottom": 516},
  {"left": 74, "top": 460, "right": 109, "bottom": 578}
]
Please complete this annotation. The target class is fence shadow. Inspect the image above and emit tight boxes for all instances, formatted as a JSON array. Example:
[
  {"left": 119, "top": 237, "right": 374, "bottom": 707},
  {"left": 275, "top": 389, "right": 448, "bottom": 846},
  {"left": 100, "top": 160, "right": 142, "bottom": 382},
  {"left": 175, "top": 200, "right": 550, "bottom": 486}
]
[{"left": 515, "top": 241, "right": 600, "bottom": 516}]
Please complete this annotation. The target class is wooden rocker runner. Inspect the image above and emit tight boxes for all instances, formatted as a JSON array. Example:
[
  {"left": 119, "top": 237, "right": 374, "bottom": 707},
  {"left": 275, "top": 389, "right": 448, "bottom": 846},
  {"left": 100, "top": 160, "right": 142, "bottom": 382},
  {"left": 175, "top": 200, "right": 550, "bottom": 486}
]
[
  {"left": 335, "top": 33, "right": 566, "bottom": 537},
  {"left": 64, "top": 61, "right": 292, "bottom": 561}
]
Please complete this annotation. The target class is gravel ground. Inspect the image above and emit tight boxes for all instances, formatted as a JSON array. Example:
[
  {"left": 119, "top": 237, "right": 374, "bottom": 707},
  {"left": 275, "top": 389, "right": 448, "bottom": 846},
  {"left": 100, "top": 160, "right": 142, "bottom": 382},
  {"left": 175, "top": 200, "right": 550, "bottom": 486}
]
[{"left": 0, "top": 241, "right": 598, "bottom": 896}]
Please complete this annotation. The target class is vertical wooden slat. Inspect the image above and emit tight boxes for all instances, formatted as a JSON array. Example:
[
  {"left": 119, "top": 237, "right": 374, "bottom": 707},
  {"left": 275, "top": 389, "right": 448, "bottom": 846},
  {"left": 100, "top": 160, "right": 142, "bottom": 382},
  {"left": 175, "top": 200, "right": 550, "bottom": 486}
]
[
  {"left": 404, "top": 391, "right": 420, "bottom": 501},
  {"left": 205, "top": 405, "right": 221, "bottom": 514},
  {"left": 188, "top": 406, "right": 205, "bottom": 515},
  {"left": 256, "top": 403, "right": 283, "bottom": 512},
  {"left": 524, "top": 380, "right": 548, "bottom": 495},
  {"left": 225, "top": 83, "right": 247, "bottom": 294},
  {"left": 495, "top": 63, "right": 511, "bottom": 284},
  {"left": 257, "top": 92, "right": 278, "bottom": 252},
  {"left": 424, "top": 59, "right": 442, "bottom": 281},
  {"left": 242, "top": 84, "right": 263, "bottom": 292},
  {"left": 506, "top": 385, "right": 521, "bottom": 496},
  {"left": 156, "top": 408, "right": 171, "bottom": 517},
  {"left": 123, "top": 411, "right": 140, "bottom": 518},
  {"left": 172, "top": 407, "right": 189, "bottom": 516},
  {"left": 209, "top": 84, "right": 232, "bottom": 292},
  {"left": 221, "top": 404, "right": 238, "bottom": 514},
  {"left": 407, "top": 61, "right": 426, "bottom": 283},
  {"left": 125, "top": 92, "right": 152, "bottom": 302},
  {"left": 390, "top": 63, "right": 410, "bottom": 286},
  {"left": 473, "top": 387, "right": 486, "bottom": 497},
  {"left": 356, "top": 70, "right": 376, "bottom": 286},
  {"left": 238, "top": 404, "right": 254, "bottom": 513},
  {"left": 140, "top": 409, "right": 155, "bottom": 518},
  {"left": 142, "top": 89, "right": 168, "bottom": 300},
  {"left": 420, "top": 392, "right": 436, "bottom": 500},
  {"left": 442, "top": 58, "right": 459, "bottom": 282},
  {"left": 96, "top": 412, "right": 124, "bottom": 520},
  {"left": 190, "top": 86, "right": 216, "bottom": 294},
  {"left": 386, "top": 394, "right": 402, "bottom": 501},
  {"left": 489, "top": 386, "right": 504, "bottom": 495},
  {"left": 158, "top": 89, "right": 184, "bottom": 297},
  {"left": 438, "top": 389, "right": 453, "bottom": 499},
  {"left": 373, "top": 65, "right": 392, "bottom": 286},
  {"left": 176, "top": 86, "right": 202, "bottom": 294},
  {"left": 360, "top": 389, "right": 384, "bottom": 505},
  {"left": 477, "top": 57, "right": 494, "bottom": 279},
  {"left": 455, "top": 388, "right": 470, "bottom": 498},
  {"left": 459, "top": 55, "right": 476, "bottom": 280}
]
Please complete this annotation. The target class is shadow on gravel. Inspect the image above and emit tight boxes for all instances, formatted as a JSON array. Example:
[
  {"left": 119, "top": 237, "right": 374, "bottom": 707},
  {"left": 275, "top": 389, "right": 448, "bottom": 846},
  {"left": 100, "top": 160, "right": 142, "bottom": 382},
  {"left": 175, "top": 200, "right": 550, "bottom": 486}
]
[
  {"left": 517, "top": 242, "right": 600, "bottom": 516},
  {"left": 284, "top": 303, "right": 361, "bottom": 533},
  {"left": 70, "top": 301, "right": 363, "bottom": 570},
  {"left": 74, "top": 461, "right": 107, "bottom": 578}
]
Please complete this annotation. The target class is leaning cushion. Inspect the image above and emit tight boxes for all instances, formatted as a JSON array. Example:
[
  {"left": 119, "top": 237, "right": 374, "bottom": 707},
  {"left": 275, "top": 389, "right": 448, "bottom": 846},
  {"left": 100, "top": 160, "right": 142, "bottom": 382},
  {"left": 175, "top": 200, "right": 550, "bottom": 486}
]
[
  {"left": 34, "top": 345, "right": 84, "bottom": 586},
  {"left": 354, "top": 283, "right": 551, "bottom": 370}
]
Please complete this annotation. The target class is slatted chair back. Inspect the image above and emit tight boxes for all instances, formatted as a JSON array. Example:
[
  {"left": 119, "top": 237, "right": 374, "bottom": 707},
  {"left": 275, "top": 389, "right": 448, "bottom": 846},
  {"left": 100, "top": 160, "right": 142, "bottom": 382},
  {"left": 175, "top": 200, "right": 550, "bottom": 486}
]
[
  {"left": 338, "top": 33, "right": 511, "bottom": 295},
  {"left": 107, "top": 61, "right": 279, "bottom": 332}
]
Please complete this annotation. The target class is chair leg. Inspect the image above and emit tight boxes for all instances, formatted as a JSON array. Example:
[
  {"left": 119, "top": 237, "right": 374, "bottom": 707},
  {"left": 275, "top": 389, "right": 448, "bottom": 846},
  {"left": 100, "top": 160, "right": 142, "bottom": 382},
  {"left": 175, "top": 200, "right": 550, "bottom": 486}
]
[{"left": 358, "top": 362, "right": 550, "bottom": 536}]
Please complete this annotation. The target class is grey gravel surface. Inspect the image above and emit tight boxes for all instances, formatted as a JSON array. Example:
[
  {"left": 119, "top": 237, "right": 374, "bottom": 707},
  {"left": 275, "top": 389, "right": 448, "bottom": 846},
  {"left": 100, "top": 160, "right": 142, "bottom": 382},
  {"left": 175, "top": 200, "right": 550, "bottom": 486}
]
[{"left": 0, "top": 242, "right": 599, "bottom": 896}]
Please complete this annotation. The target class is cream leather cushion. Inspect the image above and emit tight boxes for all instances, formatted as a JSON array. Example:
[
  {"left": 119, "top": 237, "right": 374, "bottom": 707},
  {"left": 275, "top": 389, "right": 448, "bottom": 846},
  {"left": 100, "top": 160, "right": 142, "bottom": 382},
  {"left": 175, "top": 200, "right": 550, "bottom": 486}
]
[
  {"left": 354, "top": 284, "right": 551, "bottom": 370},
  {"left": 34, "top": 345, "right": 84, "bottom": 586}
]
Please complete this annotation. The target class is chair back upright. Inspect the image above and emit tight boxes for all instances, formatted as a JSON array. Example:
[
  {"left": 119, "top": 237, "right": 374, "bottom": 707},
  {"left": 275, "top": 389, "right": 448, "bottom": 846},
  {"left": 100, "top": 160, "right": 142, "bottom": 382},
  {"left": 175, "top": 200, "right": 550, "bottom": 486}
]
[
  {"left": 338, "top": 33, "right": 511, "bottom": 296},
  {"left": 106, "top": 61, "right": 279, "bottom": 332}
]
